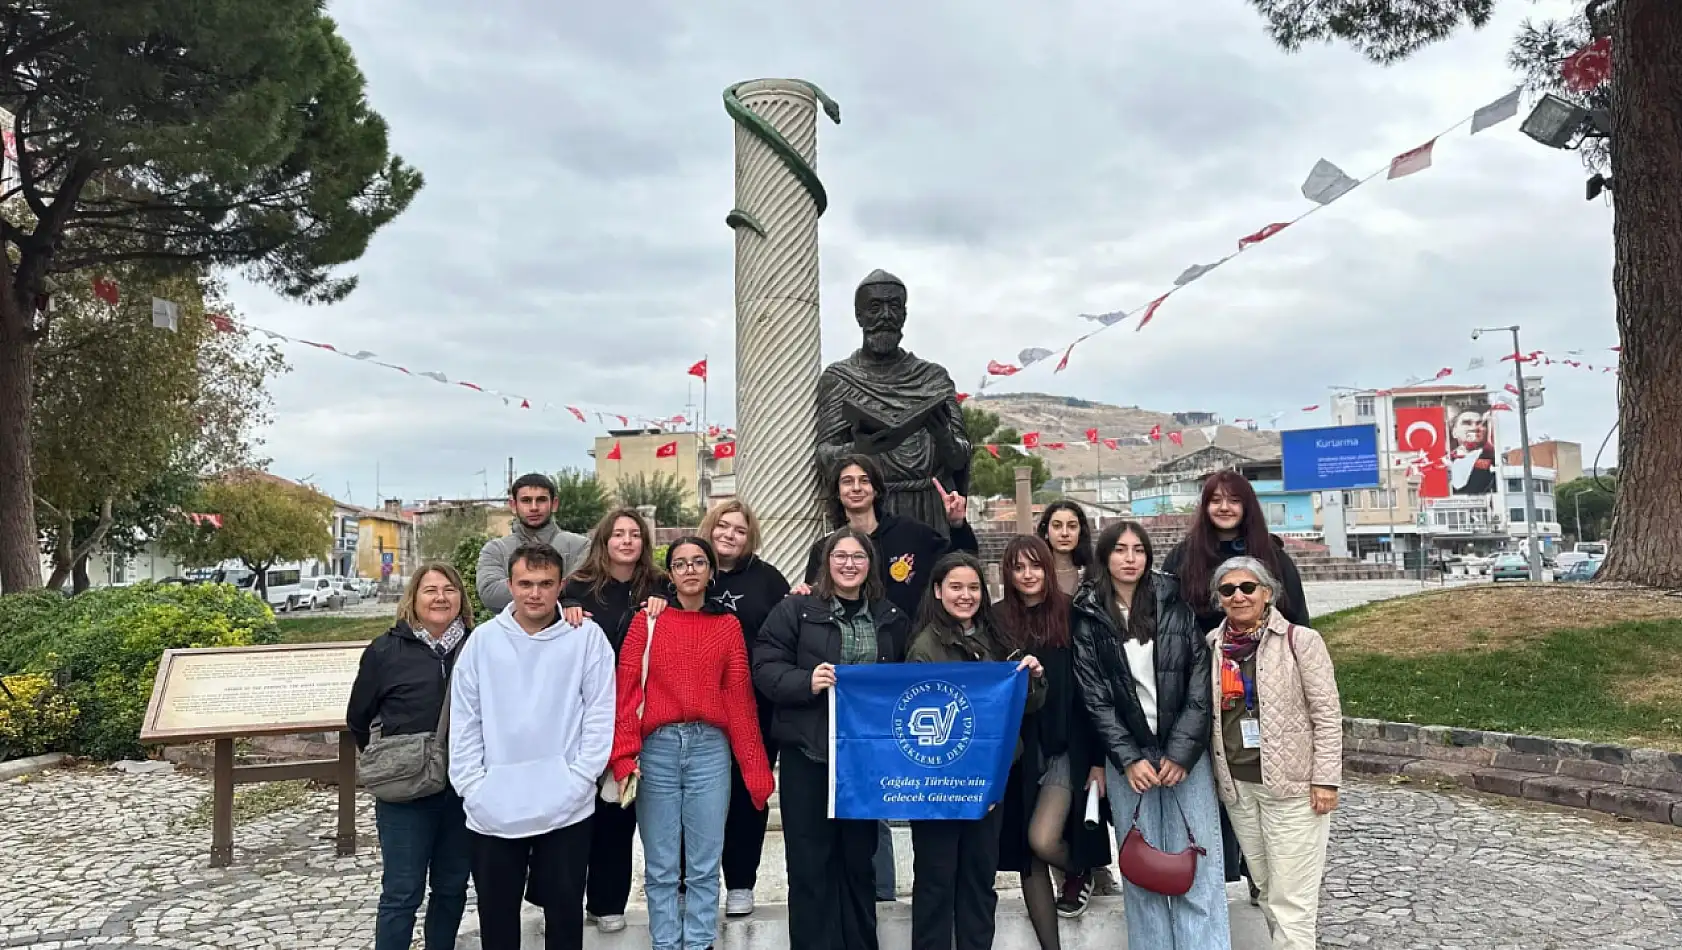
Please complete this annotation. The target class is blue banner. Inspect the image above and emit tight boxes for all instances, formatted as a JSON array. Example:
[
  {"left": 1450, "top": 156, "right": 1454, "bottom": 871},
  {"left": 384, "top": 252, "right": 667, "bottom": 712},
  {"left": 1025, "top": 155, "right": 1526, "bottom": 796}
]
[
  {"left": 1281, "top": 423, "right": 1381, "bottom": 492},
  {"left": 828, "top": 662, "right": 1028, "bottom": 821}
]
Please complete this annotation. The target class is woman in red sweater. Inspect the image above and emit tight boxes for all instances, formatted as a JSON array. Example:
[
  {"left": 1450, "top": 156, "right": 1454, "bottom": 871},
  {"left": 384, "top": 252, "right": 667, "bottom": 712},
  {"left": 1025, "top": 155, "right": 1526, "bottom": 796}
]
[{"left": 610, "top": 536, "right": 774, "bottom": 950}]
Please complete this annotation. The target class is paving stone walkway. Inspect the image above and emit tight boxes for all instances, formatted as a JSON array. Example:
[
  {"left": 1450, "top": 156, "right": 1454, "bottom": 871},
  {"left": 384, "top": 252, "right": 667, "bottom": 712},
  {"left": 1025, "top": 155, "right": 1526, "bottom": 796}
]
[{"left": 4, "top": 765, "right": 1681, "bottom": 948}]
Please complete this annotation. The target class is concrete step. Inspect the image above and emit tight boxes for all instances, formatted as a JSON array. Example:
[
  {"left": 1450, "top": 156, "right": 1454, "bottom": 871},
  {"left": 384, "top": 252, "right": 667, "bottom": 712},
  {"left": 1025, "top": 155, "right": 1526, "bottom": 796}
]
[{"left": 458, "top": 890, "right": 1273, "bottom": 949}]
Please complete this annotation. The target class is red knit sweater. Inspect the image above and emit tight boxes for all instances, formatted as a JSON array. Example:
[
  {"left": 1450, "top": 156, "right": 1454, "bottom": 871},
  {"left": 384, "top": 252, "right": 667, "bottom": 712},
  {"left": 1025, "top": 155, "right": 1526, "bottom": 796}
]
[{"left": 609, "top": 608, "right": 775, "bottom": 808}]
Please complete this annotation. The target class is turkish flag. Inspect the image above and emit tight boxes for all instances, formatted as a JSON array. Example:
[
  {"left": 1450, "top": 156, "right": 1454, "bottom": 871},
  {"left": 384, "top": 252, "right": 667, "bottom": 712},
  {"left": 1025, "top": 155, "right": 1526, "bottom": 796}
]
[
  {"left": 956, "top": 392, "right": 970, "bottom": 403},
  {"left": 1045, "top": 442, "right": 1066, "bottom": 450},
  {"left": 92, "top": 277, "right": 119, "bottom": 305},
  {"left": 1085, "top": 428, "right": 1100, "bottom": 444},
  {"left": 1238, "top": 222, "right": 1289, "bottom": 250},
  {"left": 1301, "top": 405, "right": 1320, "bottom": 412},
  {"left": 688, "top": 359, "right": 708, "bottom": 381},
  {"left": 713, "top": 441, "right": 736, "bottom": 459},
  {"left": 206, "top": 313, "right": 235, "bottom": 333},
  {"left": 1103, "top": 438, "right": 1119, "bottom": 450},
  {"left": 606, "top": 441, "right": 622, "bottom": 461},
  {"left": 987, "top": 360, "right": 1021, "bottom": 377},
  {"left": 1022, "top": 432, "right": 1041, "bottom": 449},
  {"left": 655, "top": 441, "right": 679, "bottom": 459},
  {"left": 1395, "top": 406, "right": 1448, "bottom": 497},
  {"left": 1149, "top": 425, "right": 1162, "bottom": 442},
  {"left": 985, "top": 445, "right": 1000, "bottom": 458},
  {"left": 1167, "top": 431, "right": 1183, "bottom": 446}
]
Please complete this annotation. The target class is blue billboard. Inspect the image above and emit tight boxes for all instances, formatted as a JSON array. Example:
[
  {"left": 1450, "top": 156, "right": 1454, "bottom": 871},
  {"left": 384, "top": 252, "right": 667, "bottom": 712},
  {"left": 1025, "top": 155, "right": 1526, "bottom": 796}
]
[{"left": 1281, "top": 424, "right": 1381, "bottom": 492}]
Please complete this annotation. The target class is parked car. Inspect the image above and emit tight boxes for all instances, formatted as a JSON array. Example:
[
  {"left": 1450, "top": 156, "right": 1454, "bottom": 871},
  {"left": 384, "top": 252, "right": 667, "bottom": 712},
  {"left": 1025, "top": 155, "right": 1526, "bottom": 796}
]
[
  {"left": 288, "top": 576, "right": 338, "bottom": 611},
  {"left": 328, "top": 576, "right": 362, "bottom": 607},
  {"left": 1491, "top": 554, "right": 1532, "bottom": 582},
  {"left": 1558, "top": 559, "right": 1603, "bottom": 583},
  {"left": 1462, "top": 555, "right": 1493, "bottom": 577}
]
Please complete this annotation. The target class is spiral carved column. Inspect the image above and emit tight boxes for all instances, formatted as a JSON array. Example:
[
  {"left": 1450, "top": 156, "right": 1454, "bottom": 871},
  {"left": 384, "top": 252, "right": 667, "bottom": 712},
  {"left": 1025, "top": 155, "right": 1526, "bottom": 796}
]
[{"left": 725, "top": 79, "right": 840, "bottom": 579}]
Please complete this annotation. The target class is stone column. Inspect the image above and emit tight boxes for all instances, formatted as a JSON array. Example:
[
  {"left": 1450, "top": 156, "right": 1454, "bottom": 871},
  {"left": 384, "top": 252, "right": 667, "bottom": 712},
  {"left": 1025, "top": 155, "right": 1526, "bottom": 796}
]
[
  {"left": 1015, "top": 466, "right": 1034, "bottom": 535},
  {"left": 726, "top": 79, "right": 839, "bottom": 578}
]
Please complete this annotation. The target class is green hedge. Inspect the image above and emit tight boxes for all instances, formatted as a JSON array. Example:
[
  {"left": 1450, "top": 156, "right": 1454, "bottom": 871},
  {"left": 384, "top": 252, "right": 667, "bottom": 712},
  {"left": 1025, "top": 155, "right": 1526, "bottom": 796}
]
[
  {"left": 451, "top": 534, "right": 491, "bottom": 623},
  {"left": 0, "top": 582, "right": 278, "bottom": 760}
]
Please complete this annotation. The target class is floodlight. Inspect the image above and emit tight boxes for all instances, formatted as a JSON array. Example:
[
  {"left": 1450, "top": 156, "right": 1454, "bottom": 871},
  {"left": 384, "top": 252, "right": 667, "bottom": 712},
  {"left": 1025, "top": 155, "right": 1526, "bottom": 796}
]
[{"left": 1521, "top": 94, "right": 1591, "bottom": 149}]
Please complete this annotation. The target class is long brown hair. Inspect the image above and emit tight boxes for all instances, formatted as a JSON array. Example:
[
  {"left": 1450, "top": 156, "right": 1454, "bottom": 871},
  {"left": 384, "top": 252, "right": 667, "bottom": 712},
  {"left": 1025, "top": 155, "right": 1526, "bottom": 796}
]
[
  {"left": 397, "top": 562, "right": 475, "bottom": 631},
  {"left": 569, "top": 507, "right": 664, "bottom": 602},
  {"left": 813, "top": 527, "right": 886, "bottom": 603},
  {"left": 996, "top": 535, "right": 1070, "bottom": 652},
  {"left": 1091, "top": 521, "right": 1157, "bottom": 644},
  {"left": 1176, "top": 470, "right": 1288, "bottom": 613}
]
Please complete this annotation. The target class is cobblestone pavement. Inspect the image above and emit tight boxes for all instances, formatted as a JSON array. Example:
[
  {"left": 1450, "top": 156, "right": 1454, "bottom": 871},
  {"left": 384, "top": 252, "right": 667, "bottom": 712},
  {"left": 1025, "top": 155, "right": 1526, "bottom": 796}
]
[{"left": 5, "top": 765, "right": 1681, "bottom": 948}]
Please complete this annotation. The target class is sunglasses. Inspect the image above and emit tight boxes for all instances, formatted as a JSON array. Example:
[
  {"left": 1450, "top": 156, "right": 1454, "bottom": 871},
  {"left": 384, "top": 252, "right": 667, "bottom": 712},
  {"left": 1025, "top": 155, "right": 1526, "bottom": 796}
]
[{"left": 1218, "top": 581, "right": 1261, "bottom": 598}]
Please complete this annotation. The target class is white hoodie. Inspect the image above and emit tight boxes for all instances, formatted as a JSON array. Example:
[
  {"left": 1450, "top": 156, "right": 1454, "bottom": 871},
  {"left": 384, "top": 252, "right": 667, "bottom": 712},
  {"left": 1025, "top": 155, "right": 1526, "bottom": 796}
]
[{"left": 448, "top": 604, "right": 616, "bottom": 838}]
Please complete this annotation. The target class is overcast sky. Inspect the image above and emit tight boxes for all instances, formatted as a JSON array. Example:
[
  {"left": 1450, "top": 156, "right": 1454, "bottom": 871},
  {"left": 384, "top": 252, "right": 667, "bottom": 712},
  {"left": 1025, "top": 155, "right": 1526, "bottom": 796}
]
[{"left": 229, "top": 0, "right": 1616, "bottom": 506}]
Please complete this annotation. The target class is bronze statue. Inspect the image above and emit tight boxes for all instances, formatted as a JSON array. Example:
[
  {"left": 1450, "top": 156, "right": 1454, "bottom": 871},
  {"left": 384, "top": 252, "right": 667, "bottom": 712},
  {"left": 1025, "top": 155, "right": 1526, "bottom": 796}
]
[{"left": 816, "top": 270, "right": 971, "bottom": 535}]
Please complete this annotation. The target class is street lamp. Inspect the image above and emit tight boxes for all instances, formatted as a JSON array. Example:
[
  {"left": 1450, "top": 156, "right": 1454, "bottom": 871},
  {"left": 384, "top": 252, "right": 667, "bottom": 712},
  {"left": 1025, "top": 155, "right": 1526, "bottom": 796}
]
[
  {"left": 1472, "top": 326, "right": 1544, "bottom": 581},
  {"left": 1518, "top": 93, "right": 1613, "bottom": 200}
]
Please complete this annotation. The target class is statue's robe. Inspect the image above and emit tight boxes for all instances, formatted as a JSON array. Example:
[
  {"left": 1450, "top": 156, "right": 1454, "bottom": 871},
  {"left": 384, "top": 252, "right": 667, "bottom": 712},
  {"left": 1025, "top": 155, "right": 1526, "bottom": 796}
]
[{"left": 815, "top": 349, "right": 971, "bottom": 536}]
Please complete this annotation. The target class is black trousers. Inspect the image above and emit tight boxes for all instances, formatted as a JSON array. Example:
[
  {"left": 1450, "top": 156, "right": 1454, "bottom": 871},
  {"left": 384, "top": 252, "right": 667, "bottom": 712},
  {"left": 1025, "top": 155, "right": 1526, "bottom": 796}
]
[
  {"left": 585, "top": 799, "right": 638, "bottom": 916},
  {"left": 910, "top": 808, "right": 1005, "bottom": 950},
  {"left": 723, "top": 727, "right": 779, "bottom": 891},
  {"left": 781, "top": 751, "right": 880, "bottom": 950},
  {"left": 470, "top": 819, "right": 591, "bottom": 950}
]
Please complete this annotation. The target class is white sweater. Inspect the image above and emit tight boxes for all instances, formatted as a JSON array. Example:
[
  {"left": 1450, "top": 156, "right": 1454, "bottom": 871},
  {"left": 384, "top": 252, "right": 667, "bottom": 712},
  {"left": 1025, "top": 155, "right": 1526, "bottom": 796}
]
[{"left": 448, "top": 605, "right": 616, "bottom": 838}]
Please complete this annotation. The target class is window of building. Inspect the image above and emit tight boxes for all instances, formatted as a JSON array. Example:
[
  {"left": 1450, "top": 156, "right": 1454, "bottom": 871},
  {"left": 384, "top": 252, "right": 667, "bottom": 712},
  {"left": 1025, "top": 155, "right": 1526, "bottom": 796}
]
[
  {"left": 1355, "top": 395, "right": 1375, "bottom": 418},
  {"left": 1265, "top": 502, "right": 1287, "bottom": 526},
  {"left": 1506, "top": 478, "right": 1524, "bottom": 494},
  {"left": 1509, "top": 508, "right": 1526, "bottom": 524},
  {"left": 1534, "top": 479, "right": 1551, "bottom": 495},
  {"left": 1343, "top": 491, "right": 1361, "bottom": 509},
  {"left": 1407, "top": 487, "right": 1419, "bottom": 508}
]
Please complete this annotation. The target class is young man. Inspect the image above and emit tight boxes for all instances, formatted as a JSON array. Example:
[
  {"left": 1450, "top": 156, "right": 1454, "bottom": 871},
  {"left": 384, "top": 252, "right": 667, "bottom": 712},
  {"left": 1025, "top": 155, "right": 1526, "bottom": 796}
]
[
  {"left": 449, "top": 545, "right": 616, "bottom": 950},
  {"left": 477, "top": 474, "right": 591, "bottom": 613}
]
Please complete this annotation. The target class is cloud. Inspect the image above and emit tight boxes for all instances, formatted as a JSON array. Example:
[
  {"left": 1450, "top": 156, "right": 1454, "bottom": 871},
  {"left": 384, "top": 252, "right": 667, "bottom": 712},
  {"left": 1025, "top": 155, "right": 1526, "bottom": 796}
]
[{"left": 238, "top": 0, "right": 1612, "bottom": 503}]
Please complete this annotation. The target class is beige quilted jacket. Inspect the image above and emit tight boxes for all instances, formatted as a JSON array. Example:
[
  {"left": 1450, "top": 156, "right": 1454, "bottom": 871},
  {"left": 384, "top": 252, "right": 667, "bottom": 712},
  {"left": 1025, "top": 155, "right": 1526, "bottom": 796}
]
[{"left": 1209, "top": 609, "right": 1343, "bottom": 803}]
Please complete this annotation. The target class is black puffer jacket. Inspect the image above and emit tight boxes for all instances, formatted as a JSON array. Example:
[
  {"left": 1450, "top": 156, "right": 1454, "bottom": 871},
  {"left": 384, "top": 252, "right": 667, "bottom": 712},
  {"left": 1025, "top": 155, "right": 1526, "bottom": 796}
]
[
  {"left": 1070, "top": 571, "right": 1212, "bottom": 771},
  {"left": 752, "top": 593, "right": 911, "bottom": 763},
  {"left": 345, "top": 622, "right": 469, "bottom": 751}
]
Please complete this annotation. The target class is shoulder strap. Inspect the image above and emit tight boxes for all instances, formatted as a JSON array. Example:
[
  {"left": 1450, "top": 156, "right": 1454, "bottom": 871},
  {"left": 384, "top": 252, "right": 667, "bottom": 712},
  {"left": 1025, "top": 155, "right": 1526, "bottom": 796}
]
[
  {"left": 436, "top": 665, "right": 453, "bottom": 739},
  {"left": 636, "top": 612, "right": 656, "bottom": 719}
]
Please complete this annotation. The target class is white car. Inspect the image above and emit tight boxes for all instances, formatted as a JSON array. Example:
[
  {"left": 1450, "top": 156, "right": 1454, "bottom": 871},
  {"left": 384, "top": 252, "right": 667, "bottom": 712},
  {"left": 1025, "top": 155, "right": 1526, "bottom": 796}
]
[{"left": 288, "top": 577, "right": 338, "bottom": 611}]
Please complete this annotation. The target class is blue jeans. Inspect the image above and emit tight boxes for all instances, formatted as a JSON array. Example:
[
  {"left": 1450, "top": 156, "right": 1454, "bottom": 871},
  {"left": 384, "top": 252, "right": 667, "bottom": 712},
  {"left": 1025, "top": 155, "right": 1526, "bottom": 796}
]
[
  {"left": 1107, "top": 753, "right": 1232, "bottom": 950},
  {"left": 639, "top": 723, "right": 733, "bottom": 950},
  {"left": 374, "top": 789, "right": 472, "bottom": 950}
]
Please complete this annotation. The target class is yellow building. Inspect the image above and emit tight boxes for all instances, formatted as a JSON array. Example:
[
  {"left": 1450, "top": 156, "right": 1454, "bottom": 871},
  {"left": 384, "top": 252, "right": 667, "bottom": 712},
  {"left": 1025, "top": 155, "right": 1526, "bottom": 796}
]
[
  {"left": 355, "top": 503, "right": 416, "bottom": 582},
  {"left": 592, "top": 429, "right": 735, "bottom": 510}
]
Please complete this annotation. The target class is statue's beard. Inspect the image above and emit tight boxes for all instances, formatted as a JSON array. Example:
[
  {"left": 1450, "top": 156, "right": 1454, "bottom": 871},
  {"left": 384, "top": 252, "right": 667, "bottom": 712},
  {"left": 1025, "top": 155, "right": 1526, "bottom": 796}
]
[{"left": 864, "top": 328, "right": 902, "bottom": 357}]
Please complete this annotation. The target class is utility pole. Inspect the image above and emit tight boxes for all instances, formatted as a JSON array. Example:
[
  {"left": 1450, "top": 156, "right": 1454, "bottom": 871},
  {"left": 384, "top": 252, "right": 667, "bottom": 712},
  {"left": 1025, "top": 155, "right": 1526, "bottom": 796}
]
[
  {"left": 1476, "top": 325, "right": 1543, "bottom": 581},
  {"left": 1574, "top": 492, "right": 1583, "bottom": 543}
]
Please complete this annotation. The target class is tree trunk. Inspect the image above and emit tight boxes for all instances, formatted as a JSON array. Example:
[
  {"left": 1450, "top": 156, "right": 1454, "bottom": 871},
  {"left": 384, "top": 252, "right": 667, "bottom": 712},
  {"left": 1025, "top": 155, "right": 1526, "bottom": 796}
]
[
  {"left": 44, "top": 511, "right": 74, "bottom": 591},
  {"left": 0, "top": 284, "right": 39, "bottom": 593},
  {"left": 1601, "top": 0, "right": 1682, "bottom": 587},
  {"left": 72, "top": 553, "right": 90, "bottom": 594}
]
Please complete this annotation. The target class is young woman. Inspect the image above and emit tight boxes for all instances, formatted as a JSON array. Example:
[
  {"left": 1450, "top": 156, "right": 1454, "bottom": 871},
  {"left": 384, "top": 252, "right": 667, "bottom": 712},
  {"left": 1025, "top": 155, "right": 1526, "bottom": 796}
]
[
  {"left": 1160, "top": 470, "right": 1308, "bottom": 896},
  {"left": 755, "top": 528, "right": 912, "bottom": 950},
  {"left": 994, "top": 536, "right": 1110, "bottom": 948},
  {"left": 906, "top": 552, "right": 1045, "bottom": 950},
  {"left": 698, "top": 500, "right": 792, "bottom": 918},
  {"left": 1207, "top": 557, "right": 1343, "bottom": 950},
  {"left": 1037, "top": 501, "right": 1095, "bottom": 597},
  {"left": 609, "top": 538, "right": 773, "bottom": 950},
  {"left": 561, "top": 508, "right": 666, "bottom": 935},
  {"left": 1071, "top": 522, "right": 1229, "bottom": 950},
  {"left": 346, "top": 562, "right": 476, "bottom": 950},
  {"left": 1162, "top": 470, "right": 1308, "bottom": 635}
]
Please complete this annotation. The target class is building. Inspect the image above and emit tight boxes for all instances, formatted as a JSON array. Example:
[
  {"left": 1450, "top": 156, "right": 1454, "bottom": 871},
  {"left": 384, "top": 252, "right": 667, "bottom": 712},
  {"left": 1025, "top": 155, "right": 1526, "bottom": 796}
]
[
  {"left": 1049, "top": 473, "right": 1133, "bottom": 510},
  {"left": 1129, "top": 445, "right": 1253, "bottom": 516},
  {"left": 330, "top": 503, "right": 360, "bottom": 577},
  {"left": 1504, "top": 440, "right": 1583, "bottom": 484},
  {"left": 409, "top": 498, "right": 515, "bottom": 538},
  {"left": 591, "top": 428, "right": 735, "bottom": 510},
  {"left": 1236, "top": 458, "right": 1318, "bottom": 537},
  {"left": 355, "top": 501, "right": 417, "bottom": 583}
]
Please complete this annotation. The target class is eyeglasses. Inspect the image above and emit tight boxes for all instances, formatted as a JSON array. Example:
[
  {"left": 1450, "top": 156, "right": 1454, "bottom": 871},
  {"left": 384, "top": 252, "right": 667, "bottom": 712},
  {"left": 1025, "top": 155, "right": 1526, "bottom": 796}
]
[
  {"left": 830, "top": 552, "right": 870, "bottom": 565},
  {"left": 1217, "top": 581, "right": 1261, "bottom": 598},
  {"left": 670, "top": 558, "right": 710, "bottom": 574}
]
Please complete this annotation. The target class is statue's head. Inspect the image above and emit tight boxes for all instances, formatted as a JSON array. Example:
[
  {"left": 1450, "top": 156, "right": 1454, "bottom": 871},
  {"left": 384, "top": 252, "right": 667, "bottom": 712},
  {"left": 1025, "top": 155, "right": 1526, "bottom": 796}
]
[{"left": 854, "top": 269, "right": 906, "bottom": 358}]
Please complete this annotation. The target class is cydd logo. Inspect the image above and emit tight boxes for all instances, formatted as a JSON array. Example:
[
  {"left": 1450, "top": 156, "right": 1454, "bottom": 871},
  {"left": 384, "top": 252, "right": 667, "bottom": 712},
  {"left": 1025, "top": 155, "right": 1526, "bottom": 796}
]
[{"left": 892, "top": 680, "right": 975, "bottom": 768}]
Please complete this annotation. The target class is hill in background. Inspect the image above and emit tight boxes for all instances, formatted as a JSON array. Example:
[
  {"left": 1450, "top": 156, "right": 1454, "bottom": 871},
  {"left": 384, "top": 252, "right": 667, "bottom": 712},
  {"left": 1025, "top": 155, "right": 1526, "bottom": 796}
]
[{"left": 971, "top": 392, "right": 1283, "bottom": 479}]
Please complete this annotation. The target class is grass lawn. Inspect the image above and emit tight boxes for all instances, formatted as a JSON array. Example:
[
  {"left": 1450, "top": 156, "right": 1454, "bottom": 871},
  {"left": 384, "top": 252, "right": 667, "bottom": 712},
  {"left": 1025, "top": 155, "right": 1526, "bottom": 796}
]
[
  {"left": 1318, "top": 584, "right": 1682, "bottom": 751},
  {"left": 275, "top": 614, "right": 390, "bottom": 644}
]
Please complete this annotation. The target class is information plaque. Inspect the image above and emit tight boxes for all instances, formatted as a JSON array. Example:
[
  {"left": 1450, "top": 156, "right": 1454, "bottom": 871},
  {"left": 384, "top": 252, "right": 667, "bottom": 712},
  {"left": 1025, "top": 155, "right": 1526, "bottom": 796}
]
[{"left": 141, "top": 641, "right": 367, "bottom": 743}]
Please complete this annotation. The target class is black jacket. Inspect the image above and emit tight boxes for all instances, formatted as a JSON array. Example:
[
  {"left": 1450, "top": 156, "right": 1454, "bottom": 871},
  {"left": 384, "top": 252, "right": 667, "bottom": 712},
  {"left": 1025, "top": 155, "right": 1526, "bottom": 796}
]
[
  {"left": 561, "top": 575, "right": 656, "bottom": 654},
  {"left": 1070, "top": 572, "right": 1212, "bottom": 772},
  {"left": 345, "top": 622, "right": 470, "bottom": 751},
  {"left": 1162, "top": 535, "right": 1310, "bottom": 634},
  {"left": 802, "top": 514, "right": 979, "bottom": 620},
  {"left": 708, "top": 555, "right": 793, "bottom": 658},
  {"left": 752, "top": 593, "right": 912, "bottom": 763}
]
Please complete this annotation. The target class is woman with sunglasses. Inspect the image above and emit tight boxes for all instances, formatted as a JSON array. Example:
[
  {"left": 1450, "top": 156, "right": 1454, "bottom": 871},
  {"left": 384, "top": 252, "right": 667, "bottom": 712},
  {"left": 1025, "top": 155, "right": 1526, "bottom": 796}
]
[
  {"left": 1207, "top": 556, "right": 1342, "bottom": 950},
  {"left": 1071, "top": 522, "right": 1228, "bottom": 950},
  {"left": 608, "top": 538, "right": 773, "bottom": 950}
]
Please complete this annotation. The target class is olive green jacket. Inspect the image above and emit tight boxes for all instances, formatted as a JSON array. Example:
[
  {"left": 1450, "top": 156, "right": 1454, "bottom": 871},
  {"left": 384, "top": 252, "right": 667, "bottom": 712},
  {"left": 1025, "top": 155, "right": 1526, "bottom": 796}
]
[{"left": 906, "top": 622, "right": 1048, "bottom": 761}]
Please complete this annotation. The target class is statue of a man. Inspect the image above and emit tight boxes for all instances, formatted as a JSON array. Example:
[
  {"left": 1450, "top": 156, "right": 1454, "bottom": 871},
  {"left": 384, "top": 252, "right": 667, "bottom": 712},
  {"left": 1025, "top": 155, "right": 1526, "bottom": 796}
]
[{"left": 816, "top": 269, "right": 971, "bottom": 535}]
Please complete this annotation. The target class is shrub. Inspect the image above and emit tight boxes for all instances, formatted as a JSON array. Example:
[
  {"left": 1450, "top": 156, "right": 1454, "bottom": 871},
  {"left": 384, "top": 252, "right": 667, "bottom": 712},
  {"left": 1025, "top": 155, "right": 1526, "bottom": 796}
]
[
  {"left": 451, "top": 534, "right": 491, "bottom": 623},
  {"left": 0, "top": 673, "right": 79, "bottom": 759},
  {"left": 0, "top": 582, "right": 279, "bottom": 760}
]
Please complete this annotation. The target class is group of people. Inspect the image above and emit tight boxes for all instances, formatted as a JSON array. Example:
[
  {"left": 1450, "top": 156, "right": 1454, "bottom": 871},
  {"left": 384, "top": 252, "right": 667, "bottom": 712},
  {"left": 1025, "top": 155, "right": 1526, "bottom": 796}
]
[{"left": 346, "top": 462, "right": 1345, "bottom": 950}]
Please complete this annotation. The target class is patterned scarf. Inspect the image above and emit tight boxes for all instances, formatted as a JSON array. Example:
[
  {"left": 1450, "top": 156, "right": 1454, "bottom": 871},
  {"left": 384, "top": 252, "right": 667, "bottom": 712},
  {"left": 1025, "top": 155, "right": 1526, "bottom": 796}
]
[
  {"left": 415, "top": 618, "right": 467, "bottom": 656},
  {"left": 1219, "top": 607, "right": 1270, "bottom": 711}
]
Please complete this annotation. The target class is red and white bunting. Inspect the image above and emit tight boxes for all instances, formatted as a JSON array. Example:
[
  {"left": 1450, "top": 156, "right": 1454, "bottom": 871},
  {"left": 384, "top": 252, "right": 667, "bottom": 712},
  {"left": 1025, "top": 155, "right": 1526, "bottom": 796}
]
[{"left": 1388, "top": 139, "right": 1436, "bottom": 180}]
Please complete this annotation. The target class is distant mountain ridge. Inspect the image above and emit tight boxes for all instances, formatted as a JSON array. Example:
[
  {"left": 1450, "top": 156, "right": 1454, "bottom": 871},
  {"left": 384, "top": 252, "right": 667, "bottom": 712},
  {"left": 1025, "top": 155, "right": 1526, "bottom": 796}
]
[{"left": 970, "top": 392, "right": 1283, "bottom": 479}]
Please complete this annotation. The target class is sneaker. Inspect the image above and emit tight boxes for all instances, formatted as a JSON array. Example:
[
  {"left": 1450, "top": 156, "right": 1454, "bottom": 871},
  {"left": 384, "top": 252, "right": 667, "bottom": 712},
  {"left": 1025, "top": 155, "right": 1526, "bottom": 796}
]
[
  {"left": 1055, "top": 872, "right": 1093, "bottom": 918},
  {"left": 596, "top": 915, "right": 627, "bottom": 934},
  {"left": 725, "top": 889, "right": 755, "bottom": 917}
]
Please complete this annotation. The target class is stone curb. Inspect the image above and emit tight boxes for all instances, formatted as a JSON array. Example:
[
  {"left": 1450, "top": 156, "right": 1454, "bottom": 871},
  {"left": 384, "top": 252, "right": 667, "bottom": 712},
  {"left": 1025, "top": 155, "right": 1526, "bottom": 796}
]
[
  {"left": 1341, "top": 717, "right": 1682, "bottom": 827},
  {"left": 0, "top": 752, "right": 67, "bottom": 781}
]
